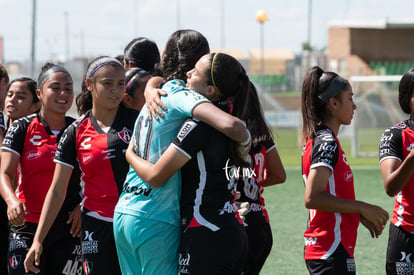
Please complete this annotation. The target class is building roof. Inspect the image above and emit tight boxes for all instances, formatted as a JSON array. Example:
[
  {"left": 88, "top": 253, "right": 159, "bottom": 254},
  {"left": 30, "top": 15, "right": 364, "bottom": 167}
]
[
  {"left": 210, "top": 48, "right": 249, "bottom": 59},
  {"left": 328, "top": 19, "right": 414, "bottom": 29},
  {"left": 248, "top": 48, "right": 295, "bottom": 60}
]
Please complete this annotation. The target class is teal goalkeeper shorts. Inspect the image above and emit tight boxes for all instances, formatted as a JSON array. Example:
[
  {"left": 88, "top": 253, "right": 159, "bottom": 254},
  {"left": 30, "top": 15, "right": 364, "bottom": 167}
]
[{"left": 113, "top": 212, "right": 180, "bottom": 275}]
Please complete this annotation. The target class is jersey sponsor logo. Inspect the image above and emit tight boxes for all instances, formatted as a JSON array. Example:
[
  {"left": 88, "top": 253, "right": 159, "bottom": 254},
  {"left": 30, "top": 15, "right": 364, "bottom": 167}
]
[
  {"left": 395, "top": 252, "right": 414, "bottom": 274},
  {"left": 117, "top": 127, "right": 132, "bottom": 143},
  {"left": 102, "top": 148, "right": 116, "bottom": 160},
  {"left": 122, "top": 182, "right": 153, "bottom": 197},
  {"left": 9, "top": 254, "right": 21, "bottom": 269},
  {"left": 26, "top": 150, "right": 41, "bottom": 160},
  {"left": 379, "top": 148, "right": 390, "bottom": 156},
  {"left": 407, "top": 144, "right": 414, "bottom": 152},
  {"left": 9, "top": 233, "right": 29, "bottom": 251},
  {"left": 82, "top": 154, "right": 93, "bottom": 165},
  {"left": 72, "top": 244, "right": 82, "bottom": 256},
  {"left": 29, "top": 135, "right": 42, "bottom": 146},
  {"left": 400, "top": 251, "right": 413, "bottom": 262},
  {"left": 178, "top": 253, "right": 191, "bottom": 274},
  {"left": 344, "top": 171, "right": 353, "bottom": 182},
  {"left": 304, "top": 237, "right": 318, "bottom": 246},
  {"left": 82, "top": 231, "right": 99, "bottom": 254},
  {"left": 183, "top": 90, "right": 206, "bottom": 102},
  {"left": 5, "top": 124, "right": 19, "bottom": 138},
  {"left": 249, "top": 202, "right": 265, "bottom": 212},
  {"left": 80, "top": 137, "right": 92, "bottom": 150},
  {"left": 346, "top": 258, "right": 356, "bottom": 272},
  {"left": 3, "top": 138, "right": 11, "bottom": 145},
  {"left": 219, "top": 201, "right": 237, "bottom": 215},
  {"left": 177, "top": 120, "right": 197, "bottom": 142},
  {"left": 380, "top": 132, "right": 393, "bottom": 148}
]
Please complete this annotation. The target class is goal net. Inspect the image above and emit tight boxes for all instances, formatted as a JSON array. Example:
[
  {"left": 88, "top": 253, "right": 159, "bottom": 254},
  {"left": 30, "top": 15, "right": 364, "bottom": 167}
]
[{"left": 340, "top": 75, "right": 404, "bottom": 157}]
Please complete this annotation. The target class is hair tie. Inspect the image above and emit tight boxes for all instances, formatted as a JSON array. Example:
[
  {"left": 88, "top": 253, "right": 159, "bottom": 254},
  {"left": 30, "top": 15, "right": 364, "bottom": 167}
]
[{"left": 126, "top": 69, "right": 147, "bottom": 89}]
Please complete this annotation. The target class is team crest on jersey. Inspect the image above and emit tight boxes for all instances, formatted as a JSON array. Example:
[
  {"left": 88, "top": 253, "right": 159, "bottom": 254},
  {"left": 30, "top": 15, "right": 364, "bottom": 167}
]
[
  {"left": 9, "top": 254, "right": 21, "bottom": 269},
  {"left": 118, "top": 127, "right": 132, "bottom": 143},
  {"left": 395, "top": 121, "right": 407, "bottom": 129}
]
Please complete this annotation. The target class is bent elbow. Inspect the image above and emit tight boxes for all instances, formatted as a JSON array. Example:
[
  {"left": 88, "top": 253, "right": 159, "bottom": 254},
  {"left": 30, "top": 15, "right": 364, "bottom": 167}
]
[
  {"left": 304, "top": 194, "right": 320, "bottom": 209},
  {"left": 277, "top": 171, "right": 287, "bottom": 184},
  {"left": 385, "top": 187, "right": 398, "bottom": 197}
]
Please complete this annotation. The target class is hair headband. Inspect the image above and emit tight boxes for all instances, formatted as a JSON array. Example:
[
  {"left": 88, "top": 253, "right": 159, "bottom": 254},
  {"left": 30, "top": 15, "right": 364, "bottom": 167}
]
[
  {"left": 87, "top": 58, "right": 124, "bottom": 78},
  {"left": 126, "top": 69, "right": 147, "bottom": 89},
  {"left": 210, "top": 53, "right": 223, "bottom": 96},
  {"left": 319, "top": 75, "right": 347, "bottom": 103},
  {"left": 37, "top": 65, "right": 72, "bottom": 88}
]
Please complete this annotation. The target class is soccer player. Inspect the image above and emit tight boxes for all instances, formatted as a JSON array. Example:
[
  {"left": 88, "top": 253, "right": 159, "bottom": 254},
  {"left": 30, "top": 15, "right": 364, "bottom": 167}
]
[
  {"left": 301, "top": 66, "right": 388, "bottom": 274},
  {"left": 123, "top": 52, "right": 253, "bottom": 274},
  {"left": 122, "top": 67, "right": 151, "bottom": 111},
  {"left": 113, "top": 31, "right": 249, "bottom": 275},
  {"left": 0, "top": 63, "right": 82, "bottom": 275},
  {"left": 0, "top": 63, "right": 9, "bottom": 275},
  {"left": 24, "top": 56, "right": 138, "bottom": 275},
  {"left": 378, "top": 68, "right": 414, "bottom": 274}
]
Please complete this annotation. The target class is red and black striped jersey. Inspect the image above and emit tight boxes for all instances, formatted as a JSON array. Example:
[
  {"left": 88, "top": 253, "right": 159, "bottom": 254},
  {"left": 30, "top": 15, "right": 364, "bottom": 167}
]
[
  {"left": 2, "top": 113, "right": 81, "bottom": 223},
  {"left": 302, "top": 126, "right": 359, "bottom": 260},
  {"left": 379, "top": 119, "right": 414, "bottom": 234},
  {"left": 55, "top": 104, "right": 138, "bottom": 220}
]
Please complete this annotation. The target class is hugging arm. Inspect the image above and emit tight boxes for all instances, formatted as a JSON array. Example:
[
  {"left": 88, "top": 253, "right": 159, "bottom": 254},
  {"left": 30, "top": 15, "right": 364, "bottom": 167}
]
[{"left": 126, "top": 137, "right": 189, "bottom": 187}]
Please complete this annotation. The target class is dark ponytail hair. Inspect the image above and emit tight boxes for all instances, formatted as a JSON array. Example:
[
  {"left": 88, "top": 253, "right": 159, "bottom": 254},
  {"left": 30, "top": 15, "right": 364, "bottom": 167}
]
[
  {"left": 159, "top": 29, "right": 210, "bottom": 82},
  {"left": 301, "top": 66, "right": 350, "bottom": 142},
  {"left": 398, "top": 68, "right": 414, "bottom": 114},
  {"left": 124, "top": 37, "right": 160, "bottom": 74},
  {"left": 204, "top": 52, "right": 268, "bottom": 167},
  {"left": 76, "top": 56, "right": 124, "bottom": 115}
]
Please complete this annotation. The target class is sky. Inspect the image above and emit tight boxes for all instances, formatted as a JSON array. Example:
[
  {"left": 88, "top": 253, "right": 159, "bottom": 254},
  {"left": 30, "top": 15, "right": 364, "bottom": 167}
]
[{"left": 0, "top": 0, "right": 413, "bottom": 63}]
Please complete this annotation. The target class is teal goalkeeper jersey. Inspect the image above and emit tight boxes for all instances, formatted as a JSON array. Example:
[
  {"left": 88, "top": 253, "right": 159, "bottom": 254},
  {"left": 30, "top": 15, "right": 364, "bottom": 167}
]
[{"left": 114, "top": 79, "right": 209, "bottom": 226}]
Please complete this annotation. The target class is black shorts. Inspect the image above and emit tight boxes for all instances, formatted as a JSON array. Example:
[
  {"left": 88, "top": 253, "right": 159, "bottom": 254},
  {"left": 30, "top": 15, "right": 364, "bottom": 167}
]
[
  {"left": 178, "top": 224, "right": 248, "bottom": 275},
  {"left": 8, "top": 220, "right": 82, "bottom": 275},
  {"left": 306, "top": 243, "right": 356, "bottom": 275},
  {"left": 0, "top": 199, "right": 8, "bottom": 275},
  {"left": 244, "top": 222, "right": 273, "bottom": 275},
  {"left": 80, "top": 212, "right": 121, "bottom": 275},
  {"left": 386, "top": 223, "right": 414, "bottom": 275}
]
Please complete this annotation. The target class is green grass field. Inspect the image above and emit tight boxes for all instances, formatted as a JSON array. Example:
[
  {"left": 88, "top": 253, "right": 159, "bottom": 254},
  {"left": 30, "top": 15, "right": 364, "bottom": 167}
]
[{"left": 258, "top": 128, "right": 394, "bottom": 274}]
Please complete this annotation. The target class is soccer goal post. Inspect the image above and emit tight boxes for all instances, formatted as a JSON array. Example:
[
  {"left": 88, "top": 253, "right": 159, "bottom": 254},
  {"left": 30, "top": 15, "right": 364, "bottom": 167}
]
[{"left": 346, "top": 75, "right": 404, "bottom": 158}]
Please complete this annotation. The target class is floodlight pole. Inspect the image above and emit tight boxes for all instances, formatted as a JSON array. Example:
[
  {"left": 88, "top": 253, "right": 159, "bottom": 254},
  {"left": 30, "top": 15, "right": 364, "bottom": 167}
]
[
  {"left": 220, "top": 0, "right": 225, "bottom": 48},
  {"left": 256, "top": 10, "right": 268, "bottom": 94},
  {"left": 30, "top": 0, "right": 37, "bottom": 77}
]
